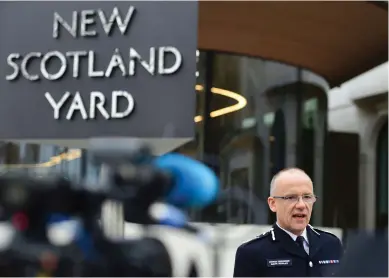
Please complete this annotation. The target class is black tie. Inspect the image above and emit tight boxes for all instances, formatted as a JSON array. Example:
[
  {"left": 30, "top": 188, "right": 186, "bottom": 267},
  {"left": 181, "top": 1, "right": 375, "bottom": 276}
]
[{"left": 296, "top": 236, "right": 305, "bottom": 250}]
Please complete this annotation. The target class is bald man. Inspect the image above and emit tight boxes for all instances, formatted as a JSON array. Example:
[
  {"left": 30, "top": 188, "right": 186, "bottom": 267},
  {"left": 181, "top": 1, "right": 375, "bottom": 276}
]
[{"left": 233, "top": 168, "right": 343, "bottom": 277}]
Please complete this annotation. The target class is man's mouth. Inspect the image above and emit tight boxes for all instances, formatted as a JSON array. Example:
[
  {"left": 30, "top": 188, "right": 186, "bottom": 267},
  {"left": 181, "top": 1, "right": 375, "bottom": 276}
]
[{"left": 292, "top": 213, "right": 306, "bottom": 219}]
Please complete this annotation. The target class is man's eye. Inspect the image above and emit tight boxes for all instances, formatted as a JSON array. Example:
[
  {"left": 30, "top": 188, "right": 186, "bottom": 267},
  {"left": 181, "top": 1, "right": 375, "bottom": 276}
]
[
  {"left": 303, "top": 195, "right": 313, "bottom": 199},
  {"left": 285, "top": 196, "right": 298, "bottom": 200}
]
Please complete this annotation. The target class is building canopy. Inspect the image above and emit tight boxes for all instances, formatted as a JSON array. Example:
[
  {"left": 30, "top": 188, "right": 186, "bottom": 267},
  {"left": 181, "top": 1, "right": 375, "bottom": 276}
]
[{"left": 198, "top": 1, "right": 388, "bottom": 87}]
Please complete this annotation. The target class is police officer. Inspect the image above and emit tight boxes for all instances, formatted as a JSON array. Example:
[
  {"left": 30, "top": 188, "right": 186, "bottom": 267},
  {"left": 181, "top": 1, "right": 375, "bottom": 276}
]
[{"left": 233, "top": 168, "right": 343, "bottom": 277}]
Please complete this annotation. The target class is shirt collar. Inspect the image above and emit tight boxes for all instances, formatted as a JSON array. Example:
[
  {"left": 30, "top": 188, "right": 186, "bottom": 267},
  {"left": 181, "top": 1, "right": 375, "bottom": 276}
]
[{"left": 276, "top": 222, "right": 309, "bottom": 244}]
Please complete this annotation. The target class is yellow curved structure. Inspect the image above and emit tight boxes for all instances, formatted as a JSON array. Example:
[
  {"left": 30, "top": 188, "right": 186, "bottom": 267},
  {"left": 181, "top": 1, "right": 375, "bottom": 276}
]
[
  {"left": 0, "top": 149, "right": 82, "bottom": 169},
  {"left": 194, "top": 85, "right": 247, "bottom": 123}
]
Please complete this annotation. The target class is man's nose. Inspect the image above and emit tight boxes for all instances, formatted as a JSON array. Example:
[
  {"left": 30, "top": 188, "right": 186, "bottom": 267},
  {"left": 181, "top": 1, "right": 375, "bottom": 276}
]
[{"left": 295, "top": 198, "right": 306, "bottom": 208}]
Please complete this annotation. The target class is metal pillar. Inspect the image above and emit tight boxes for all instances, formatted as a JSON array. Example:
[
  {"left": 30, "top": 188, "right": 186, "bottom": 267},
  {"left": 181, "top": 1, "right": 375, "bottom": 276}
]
[{"left": 100, "top": 164, "right": 124, "bottom": 239}]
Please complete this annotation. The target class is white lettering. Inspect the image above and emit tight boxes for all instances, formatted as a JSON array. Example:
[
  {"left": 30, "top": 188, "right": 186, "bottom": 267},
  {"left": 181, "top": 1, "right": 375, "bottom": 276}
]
[
  {"left": 98, "top": 6, "right": 136, "bottom": 36},
  {"left": 90, "top": 91, "right": 110, "bottom": 119},
  {"left": 88, "top": 51, "right": 104, "bottom": 77},
  {"left": 45, "top": 91, "right": 135, "bottom": 120},
  {"left": 41, "top": 51, "right": 67, "bottom": 80},
  {"left": 66, "top": 92, "right": 88, "bottom": 120},
  {"left": 53, "top": 11, "right": 78, "bottom": 39},
  {"left": 158, "top": 47, "right": 182, "bottom": 75},
  {"left": 105, "top": 48, "right": 126, "bottom": 77},
  {"left": 21, "top": 52, "right": 42, "bottom": 81},
  {"left": 80, "top": 10, "right": 97, "bottom": 37},
  {"left": 129, "top": 48, "right": 155, "bottom": 75},
  {"left": 45, "top": 92, "right": 71, "bottom": 120},
  {"left": 5, "top": 47, "right": 183, "bottom": 81},
  {"left": 5, "top": 53, "right": 20, "bottom": 81},
  {"left": 66, "top": 51, "right": 87, "bottom": 78},
  {"left": 111, "top": 90, "right": 134, "bottom": 118},
  {"left": 53, "top": 6, "right": 136, "bottom": 38}
]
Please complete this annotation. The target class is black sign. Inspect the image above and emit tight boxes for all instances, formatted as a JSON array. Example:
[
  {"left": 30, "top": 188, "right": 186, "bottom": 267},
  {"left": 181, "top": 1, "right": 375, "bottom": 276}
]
[{"left": 0, "top": 1, "right": 198, "bottom": 140}]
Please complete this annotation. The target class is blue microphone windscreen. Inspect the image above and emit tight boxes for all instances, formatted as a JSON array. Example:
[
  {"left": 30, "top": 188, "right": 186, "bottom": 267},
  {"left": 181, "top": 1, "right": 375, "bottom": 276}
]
[{"left": 154, "top": 154, "right": 219, "bottom": 208}]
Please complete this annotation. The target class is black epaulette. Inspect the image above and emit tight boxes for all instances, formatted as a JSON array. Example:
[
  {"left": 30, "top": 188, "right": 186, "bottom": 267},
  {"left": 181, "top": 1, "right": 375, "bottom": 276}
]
[
  {"left": 308, "top": 224, "right": 339, "bottom": 239},
  {"left": 240, "top": 229, "right": 274, "bottom": 247}
]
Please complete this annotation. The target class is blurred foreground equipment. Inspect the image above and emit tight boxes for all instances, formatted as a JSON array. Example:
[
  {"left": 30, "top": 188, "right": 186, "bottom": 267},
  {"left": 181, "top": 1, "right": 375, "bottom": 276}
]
[{"left": 0, "top": 139, "right": 219, "bottom": 277}]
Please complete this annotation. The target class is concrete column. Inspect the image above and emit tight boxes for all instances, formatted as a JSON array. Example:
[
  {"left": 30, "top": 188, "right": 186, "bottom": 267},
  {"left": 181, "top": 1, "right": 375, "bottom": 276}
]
[
  {"left": 312, "top": 97, "right": 326, "bottom": 226},
  {"left": 255, "top": 117, "right": 271, "bottom": 198},
  {"left": 283, "top": 92, "right": 300, "bottom": 167},
  {"left": 358, "top": 147, "right": 376, "bottom": 231},
  {"left": 357, "top": 109, "right": 386, "bottom": 231},
  {"left": 358, "top": 112, "right": 378, "bottom": 231}
]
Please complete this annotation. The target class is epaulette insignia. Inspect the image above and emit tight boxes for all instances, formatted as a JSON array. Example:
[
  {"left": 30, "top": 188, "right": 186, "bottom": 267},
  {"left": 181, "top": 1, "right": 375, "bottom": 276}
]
[
  {"left": 241, "top": 230, "right": 271, "bottom": 246},
  {"left": 258, "top": 228, "right": 276, "bottom": 241},
  {"left": 308, "top": 224, "right": 321, "bottom": 236},
  {"left": 309, "top": 225, "right": 338, "bottom": 238},
  {"left": 258, "top": 230, "right": 271, "bottom": 239}
]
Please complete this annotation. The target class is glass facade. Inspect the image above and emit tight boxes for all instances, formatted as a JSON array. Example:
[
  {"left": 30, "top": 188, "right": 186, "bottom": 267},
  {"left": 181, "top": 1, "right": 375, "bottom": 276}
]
[
  {"left": 173, "top": 51, "right": 330, "bottom": 226},
  {"left": 0, "top": 50, "right": 365, "bottom": 230}
]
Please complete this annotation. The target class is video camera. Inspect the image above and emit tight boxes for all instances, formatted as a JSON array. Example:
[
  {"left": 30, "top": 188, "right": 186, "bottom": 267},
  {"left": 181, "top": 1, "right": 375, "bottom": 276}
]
[{"left": 0, "top": 139, "right": 219, "bottom": 277}]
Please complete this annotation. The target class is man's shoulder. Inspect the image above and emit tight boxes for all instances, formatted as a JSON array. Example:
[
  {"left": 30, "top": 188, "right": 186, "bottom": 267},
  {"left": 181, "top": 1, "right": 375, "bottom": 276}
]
[
  {"left": 308, "top": 225, "right": 341, "bottom": 242},
  {"left": 237, "top": 229, "right": 273, "bottom": 251}
]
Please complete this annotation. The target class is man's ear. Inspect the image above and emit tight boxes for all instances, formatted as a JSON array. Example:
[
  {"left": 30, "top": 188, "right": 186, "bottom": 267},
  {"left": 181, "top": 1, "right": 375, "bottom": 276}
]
[{"left": 267, "top": 197, "right": 277, "bottom": 212}]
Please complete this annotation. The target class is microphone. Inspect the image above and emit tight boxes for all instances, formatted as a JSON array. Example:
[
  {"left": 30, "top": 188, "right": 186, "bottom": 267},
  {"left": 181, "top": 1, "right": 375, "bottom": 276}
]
[
  {"left": 154, "top": 154, "right": 219, "bottom": 208},
  {"left": 88, "top": 139, "right": 219, "bottom": 208}
]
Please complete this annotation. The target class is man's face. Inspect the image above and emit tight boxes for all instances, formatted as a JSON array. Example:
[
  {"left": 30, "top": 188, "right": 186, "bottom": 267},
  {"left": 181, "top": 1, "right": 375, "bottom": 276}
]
[{"left": 267, "top": 171, "right": 314, "bottom": 235}]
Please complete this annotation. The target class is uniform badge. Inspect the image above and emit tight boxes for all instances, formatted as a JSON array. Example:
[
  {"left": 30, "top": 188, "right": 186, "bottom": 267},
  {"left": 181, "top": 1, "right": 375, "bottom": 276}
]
[
  {"left": 318, "top": 260, "right": 340, "bottom": 264},
  {"left": 267, "top": 259, "right": 292, "bottom": 267}
]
